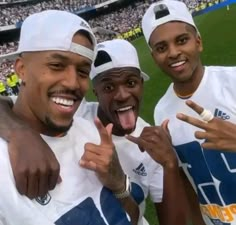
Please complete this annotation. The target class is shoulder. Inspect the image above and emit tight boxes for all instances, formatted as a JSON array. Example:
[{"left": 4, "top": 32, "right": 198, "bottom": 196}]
[
  {"left": 205, "top": 66, "right": 236, "bottom": 79},
  {"left": 71, "top": 116, "right": 100, "bottom": 143},
  {"left": 136, "top": 117, "right": 150, "bottom": 127},
  {"left": 75, "top": 100, "right": 98, "bottom": 120},
  {"left": 154, "top": 84, "right": 176, "bottom": 125}
]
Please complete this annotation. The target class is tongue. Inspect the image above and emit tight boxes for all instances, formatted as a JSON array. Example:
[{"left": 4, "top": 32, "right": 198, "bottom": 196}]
[{"left": 117, "top": 109, "right": 136, "bottom": 130}]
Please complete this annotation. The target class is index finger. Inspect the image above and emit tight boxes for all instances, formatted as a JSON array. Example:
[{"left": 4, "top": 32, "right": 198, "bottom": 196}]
[
  {"left": 125, "top": 135, "right": 145, "bottom": 152},
  {"left": 185, "top": 100, "right": 204, "bottom": 115},
  {"left": 176, "top": 113, "right": 208, "bottom": 130},
  {"left": 94, "top": 117, "right": 113, "bottom": 145}
]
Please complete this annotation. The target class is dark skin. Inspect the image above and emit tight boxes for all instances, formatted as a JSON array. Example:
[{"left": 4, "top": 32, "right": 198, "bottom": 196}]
[
  {"left": 92, "top": 67, "right": 188, "bottom": 225},
  {"left": 92, "top": 67, "right": 143, "bottom": 136},
  {"left": 149, "top": 21, "right": 206, "bottom": 224},
  {"left": 0, "top": 30, "right": 93, "bottom": 199},
  {"left": 82, "top": 67, "right": 144, "bottom": 225},
  {"left": 126, "top": 120, "right": 189, "bottom": 225},
  {"left": 0, "top": 67, "right": 140, "bottom": 225},
  {"left": 177, "top": 100, "right": 236, "bottom": 152},
  {"left": 0, "top": 65, "right": 189, "bottom": 225},
  {"left": 0, "top": 96, "right": 61, "bottom": 198}
]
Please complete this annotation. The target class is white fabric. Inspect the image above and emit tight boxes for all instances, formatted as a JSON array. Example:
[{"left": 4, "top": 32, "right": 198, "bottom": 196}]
[
  {"left": 154, "top": 66, "right": 236, "bottom": 225},
  {"left": 77, "top": 101, "right": 164, "bottom": 225},
  {"left": 0, "top": 117, "right": 130, "bottom": 225},
  {"left": 142, "top": 0, "right": 198, "bottom": 44},
  {"left": 90, "top": 39, "right": 149, "bottom": 81},
  {"left": 0, "top": 10, "right": 96, "bottom": 61}
]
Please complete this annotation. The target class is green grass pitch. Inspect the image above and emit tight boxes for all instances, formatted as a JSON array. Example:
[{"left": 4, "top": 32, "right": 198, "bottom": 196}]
[{"left": 86, "top": 4, "right": 236, "bottom": 224}]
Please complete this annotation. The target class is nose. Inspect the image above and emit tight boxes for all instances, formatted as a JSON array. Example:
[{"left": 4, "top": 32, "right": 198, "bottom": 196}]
[
  {"left": 114, "top": 86, "right": 130, "bottom": 101},
  {"left": 168, "top": 44, "right": 181, "bottom": 59},
  {"left": 61, "top": 67, "right": 80, "bottom": 90}
]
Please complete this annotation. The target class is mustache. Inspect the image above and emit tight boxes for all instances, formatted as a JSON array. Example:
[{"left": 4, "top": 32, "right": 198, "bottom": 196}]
[{"left": 48, "top": 89, "right": 84, "bottom": 101}]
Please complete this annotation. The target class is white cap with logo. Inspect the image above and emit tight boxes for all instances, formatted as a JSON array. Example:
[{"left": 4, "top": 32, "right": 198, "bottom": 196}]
[
  {"left": 90, "top": 39, "right": 149, "bottom": 81},
  {"left": 142, "top": 0, "right": 199, "bottom": 45},
  {"left": 3, "top": 10, "right": 96, "bottom": 61}
]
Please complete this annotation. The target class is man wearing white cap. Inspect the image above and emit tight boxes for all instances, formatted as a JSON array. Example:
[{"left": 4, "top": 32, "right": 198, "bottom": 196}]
[
  {"left": 0, "top": 38, "right": 188, "bottom": 225},
  {"left": 0, "top": 10, "right": 131, "bottom": 225},
  {"left": 142, "top": 0, "right": 236, "bottom": 224},
  {"left": 77, "top": 39, "right": 188, "bottom": 225}
]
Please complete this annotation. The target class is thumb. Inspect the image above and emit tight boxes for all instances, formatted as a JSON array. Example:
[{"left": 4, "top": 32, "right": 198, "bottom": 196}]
[
  {"left": 161, "top": 119, "right": 169, "bottom": 133},
  {"left": 105, "top": 123, "right": 113, "bottom": 137},
  {"left": 161, "top": 119, "right": 172, "bottom": 140}
]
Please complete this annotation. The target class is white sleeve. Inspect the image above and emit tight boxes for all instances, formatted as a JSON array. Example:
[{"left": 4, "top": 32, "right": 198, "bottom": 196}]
[
  {"left": 148, "top": 163, "right": 164, "bottom": 203},
  {"left": 154, "top": 103, "right": 162, "bottom": 126}
]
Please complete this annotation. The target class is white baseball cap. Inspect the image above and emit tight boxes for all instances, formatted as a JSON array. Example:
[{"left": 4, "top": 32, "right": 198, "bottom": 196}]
[
  {"left": 10, "top": 10, "right": 96, "bottom": 61},
  {"left": 142, "top": 0, "right": 199, "bottom": 45},
  {"left": 90, "top": 39, "right": 149, "bottom": 81}
]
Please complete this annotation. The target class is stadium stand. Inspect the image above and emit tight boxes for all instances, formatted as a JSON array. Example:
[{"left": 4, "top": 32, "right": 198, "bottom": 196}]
[{"left": 0, "top": 0, "right": 224, "bottom": 95}]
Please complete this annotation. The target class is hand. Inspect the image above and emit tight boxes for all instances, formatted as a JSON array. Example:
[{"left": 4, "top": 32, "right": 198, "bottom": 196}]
[
  {"left": 80, "top": 118, "right": 125, "bottom": 192},
  {"left": 176, "top": 100, "right": 236, "bottom": 151},
  {"left": 126, "top": 120, "right": 178, "bottom": 168},
  {"left": 9, "top": 127, "right": 61, "bottom": 199}
]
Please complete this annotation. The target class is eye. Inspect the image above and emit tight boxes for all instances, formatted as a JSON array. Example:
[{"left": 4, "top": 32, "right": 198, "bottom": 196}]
[
  {"left": 177, "top": 36, "right": 189, "bottom": 45},
  {"left": 104, "top": 84, "right": 114, "bottom": 92},
  {"left": 127, "top": 79, "right": 136, "bottom": 87},
  {"left": 154, "top": 44, "right": 167, "bottom": 53},
  {"left": 77, "top": 69, "right": 89, "bottom": 78},
  {"left": 48, "top": 62, "right": 65, "bottom": 70}
]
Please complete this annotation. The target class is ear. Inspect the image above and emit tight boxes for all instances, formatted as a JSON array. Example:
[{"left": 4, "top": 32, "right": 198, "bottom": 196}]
[
  {"left": 151, "top": 50, "right": 160, "bottom": 68},
  {"left": 14, "top": 57, "right": 26, "bottom": 83},
  {"left": 196, "top": 35, "right": 203, "bottom": 53}
]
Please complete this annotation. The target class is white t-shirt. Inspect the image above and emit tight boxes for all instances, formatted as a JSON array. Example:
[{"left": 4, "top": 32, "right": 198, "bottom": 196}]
[
  {"left": 0, "top": 117, "right": 131, "bottom": 225},
  {"left": 154, "top": 66, "right": 236, "bottom": 225},
  {"left": 77, "top": 101, "right": 164, "bottom": 225}
]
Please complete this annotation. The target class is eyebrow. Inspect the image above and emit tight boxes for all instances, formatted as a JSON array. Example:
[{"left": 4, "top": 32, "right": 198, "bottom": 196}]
[
  {"left": 46, "top": 53, "right": 92, "bottom": 67},
  {"left": 99, "top": 77, "right": 113, "bottom": 82},
  {"left": 46, "top": 53, "right": 70, "bottom": 62},
  {"left": 153, "top": 32, "right": 189, "bottom": 47}
]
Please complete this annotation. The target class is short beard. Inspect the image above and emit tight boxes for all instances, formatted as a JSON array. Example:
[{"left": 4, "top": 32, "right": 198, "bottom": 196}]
[{"left": 45, "top": 116, "right": 73, "bottom": 135}]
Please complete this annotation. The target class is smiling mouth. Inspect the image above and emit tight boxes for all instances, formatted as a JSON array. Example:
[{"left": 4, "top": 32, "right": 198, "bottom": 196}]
[
  {"left": 116, "top": 106, "right": 136, "bottom": 130},
  {"left": 51, "top": 97, "right": 75, "bottom": 108},
  {"left": 170, "top": 60, "right": 186, "bottom": 67}
]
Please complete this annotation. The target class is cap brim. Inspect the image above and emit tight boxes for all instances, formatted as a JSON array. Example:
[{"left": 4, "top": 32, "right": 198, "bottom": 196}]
[{"left": 141, "top": 71, "right": 150, "bottom": 81}]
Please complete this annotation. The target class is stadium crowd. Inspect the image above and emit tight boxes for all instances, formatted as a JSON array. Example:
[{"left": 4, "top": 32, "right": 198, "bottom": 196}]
[
  {"left": 0, "top": 0, "right": 110, "bottom": 26},
  {"left": 0, "top": 0, "right": 222, "bottom": 94}
]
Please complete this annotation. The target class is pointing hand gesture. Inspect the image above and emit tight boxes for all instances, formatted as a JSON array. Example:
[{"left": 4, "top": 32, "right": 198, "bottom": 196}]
[{"left": 80, "top": 118, "right": 125, "bottom": 192}]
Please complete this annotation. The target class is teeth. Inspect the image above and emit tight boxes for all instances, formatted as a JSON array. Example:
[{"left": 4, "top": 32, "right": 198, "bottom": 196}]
[
  {"left": 51, "top": 97, "right": 74, "bottom": 106},
  {"left": 171, "top": 61, "right": 185, "bottom": 67},
  {"left": 117, "top": 106, "right": 132, "bottom": 112}
]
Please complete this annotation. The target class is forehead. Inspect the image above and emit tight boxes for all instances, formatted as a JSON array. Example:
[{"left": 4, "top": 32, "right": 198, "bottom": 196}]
[
  {"left": 150, "top": 21, "right": 190, "bottom": 44},
  {"left": 95, "top": 67, "right": 141, "bottom": 83},
  {"left": 22, "top": 50, "right": 92, "bottom": 69}
]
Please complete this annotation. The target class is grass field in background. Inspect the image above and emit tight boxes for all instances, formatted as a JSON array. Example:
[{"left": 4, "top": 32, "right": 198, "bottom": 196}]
[{"left": 87, "top": 4, "right": 236, "bottom": 224}]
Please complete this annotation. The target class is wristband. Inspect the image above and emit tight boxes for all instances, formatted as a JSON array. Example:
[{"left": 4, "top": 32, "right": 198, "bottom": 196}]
[{"left": 113, "top": 175, "right": 131, "bottom": 199}]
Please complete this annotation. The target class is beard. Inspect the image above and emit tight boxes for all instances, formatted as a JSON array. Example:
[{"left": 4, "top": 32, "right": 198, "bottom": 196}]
[{"left": 45, "top": 116, "right": 73, "bottom": 135}]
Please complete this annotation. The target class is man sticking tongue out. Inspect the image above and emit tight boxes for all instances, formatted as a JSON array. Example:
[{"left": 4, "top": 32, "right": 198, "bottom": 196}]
[
  {"left": 88, "top": 39, "right": 149, "bottom": 137},
  {"left": 117, "top": 107, "right": 136, "bottom": 131}
]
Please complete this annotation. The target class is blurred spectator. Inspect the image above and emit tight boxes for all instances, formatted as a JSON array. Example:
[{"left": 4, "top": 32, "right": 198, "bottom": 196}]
[{"left": 0, "top": 0, "right": 108, "bottom": 26}]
